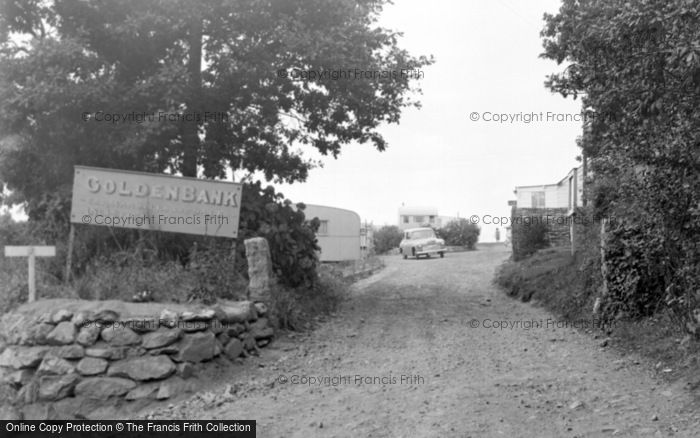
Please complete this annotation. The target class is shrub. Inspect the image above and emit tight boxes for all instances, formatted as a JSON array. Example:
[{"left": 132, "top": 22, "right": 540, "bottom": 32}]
[
  {"left": 0, "top": 212, "right": 29, "bottom": 244},
  {"left": 186, "top": 240, "right": 247, "bottom": 303},
  {"left": 236, "top": 182, "right": 320, "bottom": 288},
  {"left": 437, "top": 219, "right": 480, "bottom": 249},
  {"left": 511, "top": 219, "right": 548, "bottom": 261},
  {"left": 373, "top": 225, "right": 403, "bottom": 254},
  {"left": 72, "top": 253, "right": 188, "bottom": 302},
  {"left": 0, "top": 181, "right": 321, "bottom": 307},
  {"left": 541, "top": 0, "right": 700, "bottom": 335},
  {"left": 269, "top": 268, "right": 349, "bottom": 330},
  {"left": 598, "top": 220, "right": 667, "bottom": 319}
]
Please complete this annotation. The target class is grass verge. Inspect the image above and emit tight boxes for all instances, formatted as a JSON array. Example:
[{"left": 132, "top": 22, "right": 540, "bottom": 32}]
[{"left": 494, "top": 247, "right": 700, "bottom": 387}]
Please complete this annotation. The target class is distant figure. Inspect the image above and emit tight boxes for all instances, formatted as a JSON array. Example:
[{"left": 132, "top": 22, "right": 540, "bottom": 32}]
[{"left": 495, "top": 228, "right": 501, "bottom": 242}]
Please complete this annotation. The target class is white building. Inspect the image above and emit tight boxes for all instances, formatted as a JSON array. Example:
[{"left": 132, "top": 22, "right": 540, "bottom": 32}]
[
  {"left": 513, "top": 166, "right": 584, "bottom": 214},
  {"left": 398, "top": 206, "right": 459, "bottom": 230}
]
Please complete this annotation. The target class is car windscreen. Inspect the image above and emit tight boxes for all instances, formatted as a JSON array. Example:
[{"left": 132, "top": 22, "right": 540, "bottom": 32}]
[{"left": 409, "top": 230, "right": 435, "bottom": 239}]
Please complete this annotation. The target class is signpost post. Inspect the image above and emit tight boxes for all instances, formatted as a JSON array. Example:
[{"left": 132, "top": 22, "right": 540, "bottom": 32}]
[{"left": 4, "top": 246, "right": 56, "bottom": 302}]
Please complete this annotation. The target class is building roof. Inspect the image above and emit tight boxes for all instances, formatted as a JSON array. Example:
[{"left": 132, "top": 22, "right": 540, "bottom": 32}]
[{"left": 514, "top": 165, "right": 582, "bottom": 193}]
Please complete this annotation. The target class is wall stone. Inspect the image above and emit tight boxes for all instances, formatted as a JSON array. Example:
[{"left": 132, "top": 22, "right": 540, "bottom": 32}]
[
  {"left": 244, "top": 237, "right": 275, "bottom": 302},
  {"left": 0, "top": 299, "right": 273, "bottom": 419},
  {"left": 511, "top": 206, "right": 571, "bottom": 260}
]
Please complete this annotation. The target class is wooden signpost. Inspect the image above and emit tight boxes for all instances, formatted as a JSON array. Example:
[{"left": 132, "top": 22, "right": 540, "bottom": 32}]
[{"left": 4, "top": 246, "right": 56, "bottom": 302}]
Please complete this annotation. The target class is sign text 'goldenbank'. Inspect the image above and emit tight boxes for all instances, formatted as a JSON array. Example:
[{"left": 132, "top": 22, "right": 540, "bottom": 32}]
[{"left": 70, "top": 166, "right": 242, "bottom": 238}]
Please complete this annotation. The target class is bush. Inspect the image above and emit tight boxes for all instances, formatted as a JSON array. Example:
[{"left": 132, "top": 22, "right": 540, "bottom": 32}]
[
  {"left": 0, "top": 212, "right": 29, "bottom": 244},
  {"left": 269, "top": 268, "right": 349, "bottom": 330},
  {"left": 0, "top": 181, "right": 321, "bottom": 309},
  {"left": 511, "top": 218, "right": 549, "bottom": 261},
  {"left": 437, "top": 219, "right": 480, "bottom": 249},
  {"left": 236, "top": 182, "right": 320, "bottom": 288},
  {"left": 373, "top": 225, "right": 403, "bottom": 254},
  {"left": 72, "top": 252, "right": 192, "bottom": 302},
  {"left": 598, "top": 220, "right": 667, "bottom": 319},
  {"left": 540, "top": 0, "right": 700, "bottom": 335}
]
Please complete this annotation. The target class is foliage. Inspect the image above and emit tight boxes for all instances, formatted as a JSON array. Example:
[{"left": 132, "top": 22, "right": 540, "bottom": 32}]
[
  {"left": 372, "top": 225, "right": 403, "bottom": 254},
  {"left": 185, "top": 240, "right": 246, "bottom": 304},
  {"left": 72, "top": 251, "right": 196, "bottom": 303},
  {"left": 0, "top": 211, "right": 28, "bottom": 244},
  {"left": 495, "top": 247, "right": 601, "bottom": 316},
  {"left": 269, "top": 267, "right": 349, "bottom": 331},
  {"left": 600, "top": 219, "right": 667, "bottom": 318},
  {"left": 437, "top": 219, "right": 480, "bottom": 249},
  {"left": 236, "top": 182, "right": 320, "bottom": 288},
  {"left": 0, "top": 0, "right": 430, "bottom": 310},
  {"left": 510, "top": 219, "right": 549, "bottom": 261},
  {"left": 541, "top": 0, "right": 700, "bottom": 331},
  {"left": 0, "top": 0, "right": 433, "bottom": 216},
  {"left": 0, "top": 182, "right": 320, "bottom": 308},
  {"left": 0, "top": 256, "right": 29, "bottom": 315}
]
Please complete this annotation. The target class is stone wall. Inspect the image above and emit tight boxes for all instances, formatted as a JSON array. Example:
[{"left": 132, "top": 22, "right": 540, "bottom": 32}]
[
  {"left": 511, "top": 207, "right": 571, "bottom": 260},
  {"left": 0, "top": 299, "right": 273, "bottom": 420}
]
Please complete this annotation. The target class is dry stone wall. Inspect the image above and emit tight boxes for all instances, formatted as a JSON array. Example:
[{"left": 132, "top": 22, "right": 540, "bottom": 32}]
[
  {"left": 511, "top": 206, "right": 571, "bottom": 260},
  {"left": 0, "top": 299, "right": 273, "bottom": 420}
]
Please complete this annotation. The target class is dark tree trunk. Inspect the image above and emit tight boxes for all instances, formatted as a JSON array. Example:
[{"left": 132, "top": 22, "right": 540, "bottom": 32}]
[{"left": 182, "top": 14, "right": 202, "bottom": 178}]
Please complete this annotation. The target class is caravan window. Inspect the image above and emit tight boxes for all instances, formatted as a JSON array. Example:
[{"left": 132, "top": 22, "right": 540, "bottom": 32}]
[{"left": 318, "top": 220, "right": 329, "bottom": 235}]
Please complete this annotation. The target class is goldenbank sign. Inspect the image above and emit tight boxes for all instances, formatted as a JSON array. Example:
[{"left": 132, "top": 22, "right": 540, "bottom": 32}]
[{"left": 70, "top": 166, "right": 242, "bottom": 238}]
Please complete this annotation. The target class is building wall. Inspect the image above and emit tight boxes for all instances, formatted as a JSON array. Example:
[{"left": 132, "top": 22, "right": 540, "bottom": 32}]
[
  {"left": 398, "top": 206, "right": 439, "bottom": 230},
  {"left": 304, "top": 204, "right": 361, "bottom": 261},
  {"left": 555, "top": 166, "right": 585, "bottom": 213},
  {"left": 515, "top": 166, "right": 584, "bottom": 210},
  {"left": 515, "top": 185, "right": 561, "bottom": 208}
]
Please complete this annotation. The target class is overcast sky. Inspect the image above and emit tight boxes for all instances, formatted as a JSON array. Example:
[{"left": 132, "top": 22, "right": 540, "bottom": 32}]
[{"left": 277, "top": 0, "right": 583, "bottom": 241}]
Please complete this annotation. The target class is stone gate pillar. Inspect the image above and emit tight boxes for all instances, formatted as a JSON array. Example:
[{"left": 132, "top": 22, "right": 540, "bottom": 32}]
[{"left": 244, "top": 237, "right": 276, "bottom": 302}]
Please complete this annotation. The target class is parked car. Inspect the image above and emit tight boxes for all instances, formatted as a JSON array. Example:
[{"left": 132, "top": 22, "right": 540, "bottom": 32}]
[{"left": 399, "top": 227, "right": 446, "bottom": 259}]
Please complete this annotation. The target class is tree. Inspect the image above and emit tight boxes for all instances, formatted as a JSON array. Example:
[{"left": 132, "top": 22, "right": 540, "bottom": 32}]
[
  {"left": 541, "top": 0, "right": 700, "bottom": 326},
  {"left": 0, "top": 0, "right": 433, "bottom": 218},
  {"left": 437, "top": 219, "right": 480, "bottom": 249},
  {"left": 373, "top": 225, "right": 402, "bottom": 254}
]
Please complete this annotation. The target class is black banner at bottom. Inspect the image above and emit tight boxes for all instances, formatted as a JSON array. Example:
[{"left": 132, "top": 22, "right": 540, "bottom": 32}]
[{"left": 2, "top": 421, "right": 256, "bottom": 438}]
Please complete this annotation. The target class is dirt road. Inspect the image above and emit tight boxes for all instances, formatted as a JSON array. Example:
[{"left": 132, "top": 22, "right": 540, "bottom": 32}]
[{"left": 148, "top": 245, "right": 700, "bottom": 437}]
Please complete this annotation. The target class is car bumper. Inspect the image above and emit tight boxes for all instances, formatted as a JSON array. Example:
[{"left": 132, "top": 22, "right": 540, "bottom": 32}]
[{"left": 415, "top": 247, "right": 445, "bottom": 256}]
